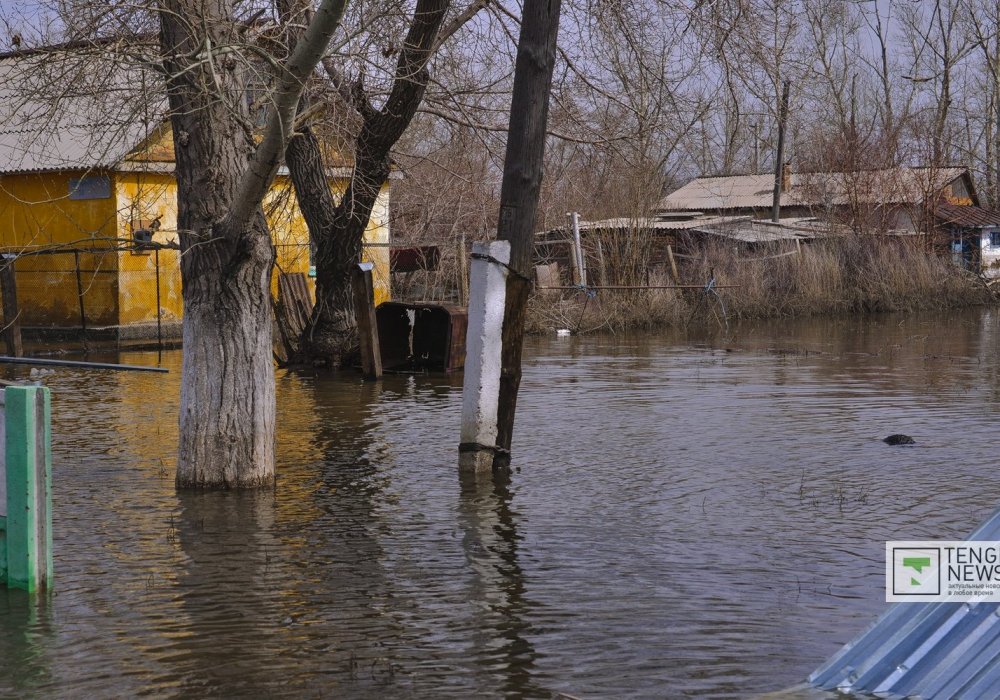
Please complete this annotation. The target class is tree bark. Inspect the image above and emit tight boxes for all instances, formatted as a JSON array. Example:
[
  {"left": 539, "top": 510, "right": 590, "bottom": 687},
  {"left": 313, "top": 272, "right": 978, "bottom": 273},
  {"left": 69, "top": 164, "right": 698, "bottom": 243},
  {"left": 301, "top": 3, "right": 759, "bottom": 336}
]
[
  {"left": 493, "top": 0, "right": 562, "bottom": 470},
  {"left": 158, "top": 0, "right": 345, "bottom": 488},
  {"left": 283, "top": 0, "right": 449, "bottom": 365}
]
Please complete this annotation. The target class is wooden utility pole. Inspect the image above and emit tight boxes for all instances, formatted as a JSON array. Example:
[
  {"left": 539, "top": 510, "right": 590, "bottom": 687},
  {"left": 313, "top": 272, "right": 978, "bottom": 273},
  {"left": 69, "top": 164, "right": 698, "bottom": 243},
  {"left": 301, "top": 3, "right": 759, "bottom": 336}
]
[
  {"left": 493, "top": 0, "right": 562, "bottom": 470},
  {"left": 771, "top": 80, "right": 791, "bottom": 224}
]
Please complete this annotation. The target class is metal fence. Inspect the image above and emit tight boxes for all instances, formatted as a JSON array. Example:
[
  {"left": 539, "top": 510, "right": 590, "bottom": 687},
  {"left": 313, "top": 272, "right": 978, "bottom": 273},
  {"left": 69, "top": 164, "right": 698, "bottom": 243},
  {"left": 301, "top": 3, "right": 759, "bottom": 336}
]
[
  {"left": 0, "top": 240, "right": 394, "bottom": 350},
  {"left": 2, "top": 246, "right": 180, "bottom": 348}
]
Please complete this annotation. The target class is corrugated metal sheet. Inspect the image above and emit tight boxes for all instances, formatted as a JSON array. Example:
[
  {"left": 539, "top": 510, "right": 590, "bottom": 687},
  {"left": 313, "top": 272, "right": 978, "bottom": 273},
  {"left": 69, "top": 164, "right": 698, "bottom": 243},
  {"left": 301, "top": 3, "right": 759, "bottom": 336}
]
[
  {"left": 536, "top": 216, "right": 852, "bottom": 243},
  {"left": 0, "top": 46, "right": 165, "bottom": 174},
  {"left": 660, "top": 167, "right": 969, "bottom": 213},
  {"left": 935, "top": 203, "right": 1000, "bottom": 229},
  {"left": 537, "top": 215, "right": 750, "bottom": 237},
  {"left": 807, "top": 505, "right": 1000, "bottom": 699},
  {"left": 692, "top": 218, "right": 846, "bottom": 243}
]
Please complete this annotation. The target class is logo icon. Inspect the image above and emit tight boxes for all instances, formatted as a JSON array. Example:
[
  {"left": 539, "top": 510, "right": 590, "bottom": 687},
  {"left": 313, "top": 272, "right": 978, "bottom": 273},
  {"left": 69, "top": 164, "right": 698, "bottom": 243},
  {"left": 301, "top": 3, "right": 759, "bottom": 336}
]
[{"left": 893, "top": 547, "right": 940, "bottom": 595}]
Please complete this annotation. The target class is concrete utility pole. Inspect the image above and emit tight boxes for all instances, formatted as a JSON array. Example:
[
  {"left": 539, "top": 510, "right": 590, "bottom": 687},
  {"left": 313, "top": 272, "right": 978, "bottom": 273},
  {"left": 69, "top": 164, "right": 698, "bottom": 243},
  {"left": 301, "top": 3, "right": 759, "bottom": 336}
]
[
  {"left": 492, "top": 0, "right": 562, "bottom": 470},
  {"left": 459, "top": 241, "right": 510, "bottom": 472}
]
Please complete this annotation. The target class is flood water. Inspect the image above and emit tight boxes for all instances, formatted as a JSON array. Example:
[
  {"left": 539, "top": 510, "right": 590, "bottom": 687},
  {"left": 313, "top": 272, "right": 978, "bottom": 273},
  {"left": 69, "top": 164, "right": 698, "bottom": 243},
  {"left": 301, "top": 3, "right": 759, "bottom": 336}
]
[{"left": 3, "top": 308, "right": 1000, "bottom": 698}]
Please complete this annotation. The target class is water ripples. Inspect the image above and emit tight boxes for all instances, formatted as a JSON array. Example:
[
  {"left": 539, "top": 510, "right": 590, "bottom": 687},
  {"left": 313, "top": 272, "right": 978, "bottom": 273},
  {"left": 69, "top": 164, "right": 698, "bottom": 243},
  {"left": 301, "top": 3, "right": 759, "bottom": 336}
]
[{"left": 1, "top": 310, "right": 999, "bottom": 697}]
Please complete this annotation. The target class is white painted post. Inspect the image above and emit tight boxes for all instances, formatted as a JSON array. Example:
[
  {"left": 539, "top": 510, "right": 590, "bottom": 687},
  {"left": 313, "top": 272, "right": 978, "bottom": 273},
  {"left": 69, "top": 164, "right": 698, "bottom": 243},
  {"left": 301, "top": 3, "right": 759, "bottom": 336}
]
[
  {"left": 459, "top": 240, "right": 510, "bottom": 472},
  {"left": 570, "top": 211, "right": 587, "bottom": 286}
]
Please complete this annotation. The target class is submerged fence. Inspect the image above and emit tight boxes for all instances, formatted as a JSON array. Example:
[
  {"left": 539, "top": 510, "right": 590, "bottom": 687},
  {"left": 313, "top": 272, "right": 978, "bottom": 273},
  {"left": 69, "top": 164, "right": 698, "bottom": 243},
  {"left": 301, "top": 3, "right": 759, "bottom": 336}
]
[
  {"left": 0, "top": 246, "right": 178, "bottom": 348},
  {"left": 0, "top": 242, "right": 389, "bottom": 350}
]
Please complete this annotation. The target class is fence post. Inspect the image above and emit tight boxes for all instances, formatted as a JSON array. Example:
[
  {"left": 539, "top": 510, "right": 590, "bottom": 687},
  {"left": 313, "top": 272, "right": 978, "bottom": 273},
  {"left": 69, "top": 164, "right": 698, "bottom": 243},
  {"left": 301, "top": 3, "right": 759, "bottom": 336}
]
[
  {"left": 457, "top": 234, "right": 469, "bottom": 306},
  {"left": 666, "top": 245, "right": 681, "bottom": 285},
  {"left": 3, "top": 385, "right": 52, "bottom": 592},
  {"left": 73, "top": 251, "right": 88, "bottom": 351},
  {"left": 459, "top": 240, "right": 509, "bottom": 472},
  {"left": 154, "top": 247, "right": 163, "bottom": 349},
  {"left": 0, "top": 254, "right": 22, "bottom": 357},
  {"left": 351, "top": 263, "right": 382, "bottom": 380},
  {"left": 569, "top": 211, "right": 587, "bottom": 285},
  {"left": 596, "top": 238, "right": 608, "bottom": 286}
]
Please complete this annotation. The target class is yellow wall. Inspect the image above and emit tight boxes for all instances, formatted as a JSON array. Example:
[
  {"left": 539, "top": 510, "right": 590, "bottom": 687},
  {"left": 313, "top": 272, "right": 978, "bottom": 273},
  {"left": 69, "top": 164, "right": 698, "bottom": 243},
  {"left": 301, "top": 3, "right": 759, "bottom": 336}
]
[
  {"left": 0, "top": 164, "right": 392, "bottom": 329},
  {"left": 0, "top": 170, "right": 119, "bottom": 326},
  {"left": 364, "top": 185, "right": 392, "bottom": 305},
  {"left": 262, "top": 176, "right": 392, "bottom": 306},
  {"left": 115, "top": 171, "right": 393, "bottom": 326},
  {"left": 264, "top": 176, "right": 315, "bottom": 302},
  {"left": 114, "top": 171, "right": 183, "bottom": 326}
]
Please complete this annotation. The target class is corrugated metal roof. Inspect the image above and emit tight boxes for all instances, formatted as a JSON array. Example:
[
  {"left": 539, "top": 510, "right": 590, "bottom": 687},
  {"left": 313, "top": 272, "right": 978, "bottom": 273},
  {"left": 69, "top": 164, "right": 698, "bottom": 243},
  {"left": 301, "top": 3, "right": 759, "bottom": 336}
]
[
  {"left": 0, "top": 46, "right": 165, "bottom": 174},
  {"left": 807, "top": 505, "right": 1000, "bottom": 699},
  {"left": 535, "top": 215, "right": 752, "bottom": 239},
  {"left": 692, "top": 217, "right": 845, "bottom": 243},
  {"left": 660, "top": 167, "right": 969, "bottom": 213},
  {"left": 935, "top": 203, "right": 1000, "bottom": 229}
]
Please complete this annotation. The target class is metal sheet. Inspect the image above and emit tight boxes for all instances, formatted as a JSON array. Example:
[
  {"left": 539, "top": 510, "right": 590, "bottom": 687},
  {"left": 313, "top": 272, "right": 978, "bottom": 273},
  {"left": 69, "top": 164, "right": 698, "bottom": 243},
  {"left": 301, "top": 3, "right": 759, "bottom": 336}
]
[{"left": 808, "top": 504, "right": 1000, "bottom": 698}]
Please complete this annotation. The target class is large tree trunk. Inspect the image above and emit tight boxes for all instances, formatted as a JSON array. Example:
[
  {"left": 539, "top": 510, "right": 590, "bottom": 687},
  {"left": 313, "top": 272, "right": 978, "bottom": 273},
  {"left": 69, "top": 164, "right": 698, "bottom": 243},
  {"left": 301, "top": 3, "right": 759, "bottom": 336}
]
[
  {"left": 286, "top": 122, "right": 388, "bottom": 364},
  {"left": 177, "top": 227, "right": 277, "bottom": 488},
  {"left": 284, "top": 124, "right": 358, "bottom": 363},
  {"left": 160, "top": 3, "right": 277, "bottom": 488},
  {"left": 159, "top": 0, "right": 345, "bottom": 487}
]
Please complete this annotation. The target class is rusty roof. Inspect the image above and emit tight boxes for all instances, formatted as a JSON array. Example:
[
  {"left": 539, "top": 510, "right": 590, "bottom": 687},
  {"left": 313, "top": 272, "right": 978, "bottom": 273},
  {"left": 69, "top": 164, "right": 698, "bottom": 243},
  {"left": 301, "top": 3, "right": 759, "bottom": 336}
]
[
  {"left": 660, "top": 167, "right": 971, "bottom": 213},
  {"left": 934, "top": 203, "right": 1000, "bottom": 228},
  {"left": 536, "top": 215, "right": 750, "bottom": 238}
]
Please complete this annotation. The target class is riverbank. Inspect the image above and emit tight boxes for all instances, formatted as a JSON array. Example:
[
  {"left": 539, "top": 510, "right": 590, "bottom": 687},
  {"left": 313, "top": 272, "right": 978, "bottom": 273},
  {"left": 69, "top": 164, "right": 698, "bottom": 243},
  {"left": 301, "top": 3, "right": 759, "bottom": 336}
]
[{"left": 526, "top": 236, "right": 992, "bottom": 333}]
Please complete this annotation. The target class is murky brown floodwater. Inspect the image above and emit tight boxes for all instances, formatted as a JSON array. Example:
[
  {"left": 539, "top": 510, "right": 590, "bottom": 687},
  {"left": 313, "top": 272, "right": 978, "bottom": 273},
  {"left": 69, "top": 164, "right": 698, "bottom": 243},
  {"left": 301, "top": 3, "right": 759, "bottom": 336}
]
[{"left": 2, "top": 308, "right": 1000, "bottom": 698}]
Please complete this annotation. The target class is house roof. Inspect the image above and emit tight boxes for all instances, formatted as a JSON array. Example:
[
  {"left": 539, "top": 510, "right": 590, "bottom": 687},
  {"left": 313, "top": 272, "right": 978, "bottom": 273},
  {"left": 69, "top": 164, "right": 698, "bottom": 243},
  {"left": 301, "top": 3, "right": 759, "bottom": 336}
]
[
  {"left": 934, "top": 203, "right": 1000, "bottom": 228},
  {"left": 0, "top": 44, "right": 165, "bottom": 174},
  {"left": 536, "top": 214, "right": 853, "bottom": 244},
  {"left": 0, "top": 42, "right": 359, "bottom": 176},
  {"left": 660, "top": 167, "right": 971, "bottom": 213}
]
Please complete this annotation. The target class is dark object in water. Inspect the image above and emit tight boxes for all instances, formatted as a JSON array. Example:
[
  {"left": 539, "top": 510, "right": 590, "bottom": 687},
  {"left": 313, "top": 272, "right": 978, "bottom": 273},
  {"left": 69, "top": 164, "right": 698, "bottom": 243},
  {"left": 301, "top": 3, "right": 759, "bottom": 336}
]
[{"left": 883, "top": 434, "right": 915, "bottom": 446}]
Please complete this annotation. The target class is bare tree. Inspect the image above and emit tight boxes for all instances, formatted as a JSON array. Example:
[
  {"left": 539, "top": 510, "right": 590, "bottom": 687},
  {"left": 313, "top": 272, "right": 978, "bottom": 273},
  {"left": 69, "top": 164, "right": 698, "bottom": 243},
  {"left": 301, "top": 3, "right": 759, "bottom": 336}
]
[{"left": 280, "top": 0, "right": 478, "bottom": 364}]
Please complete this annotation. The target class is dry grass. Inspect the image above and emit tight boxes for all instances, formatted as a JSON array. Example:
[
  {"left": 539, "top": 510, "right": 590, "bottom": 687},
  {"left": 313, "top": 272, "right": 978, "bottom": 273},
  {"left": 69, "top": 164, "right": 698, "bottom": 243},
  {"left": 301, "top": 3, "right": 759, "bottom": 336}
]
[{"left": 525, "top": 235, "right": 989, "bottom": 333}]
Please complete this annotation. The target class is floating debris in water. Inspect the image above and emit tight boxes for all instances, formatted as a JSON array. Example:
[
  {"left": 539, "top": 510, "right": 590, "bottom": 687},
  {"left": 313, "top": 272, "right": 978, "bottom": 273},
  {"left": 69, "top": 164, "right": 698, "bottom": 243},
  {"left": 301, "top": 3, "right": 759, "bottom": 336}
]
[
  {"left": 556, "top": 329, "right": 571, "bottom": 337},
  {"left": 28, "top": 368, "right": 56, "bottom": 379},
  {"left": 883, "top": 434, "right": 915, "bottom": 445}
]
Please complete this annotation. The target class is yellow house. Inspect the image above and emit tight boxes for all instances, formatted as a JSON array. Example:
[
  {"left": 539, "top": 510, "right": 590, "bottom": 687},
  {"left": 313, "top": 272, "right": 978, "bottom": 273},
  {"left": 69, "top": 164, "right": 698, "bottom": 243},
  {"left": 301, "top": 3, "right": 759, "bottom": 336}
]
[{"left": 0, "top": 45, "right": 391, "bottom": 339}]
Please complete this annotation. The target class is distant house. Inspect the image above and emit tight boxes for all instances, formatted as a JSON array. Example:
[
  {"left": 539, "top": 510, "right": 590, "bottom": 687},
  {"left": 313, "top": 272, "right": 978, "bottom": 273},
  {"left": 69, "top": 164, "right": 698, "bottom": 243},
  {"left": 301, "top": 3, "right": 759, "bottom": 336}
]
[
  {"left": 934, "top": 203, "right": 1000, "bottom": 274},
  {"left": 0, "top": 43, "right": 392, "bottom": 338},
  {"left": 659, "top": 165, "right": 978, "bottom": 233}
]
